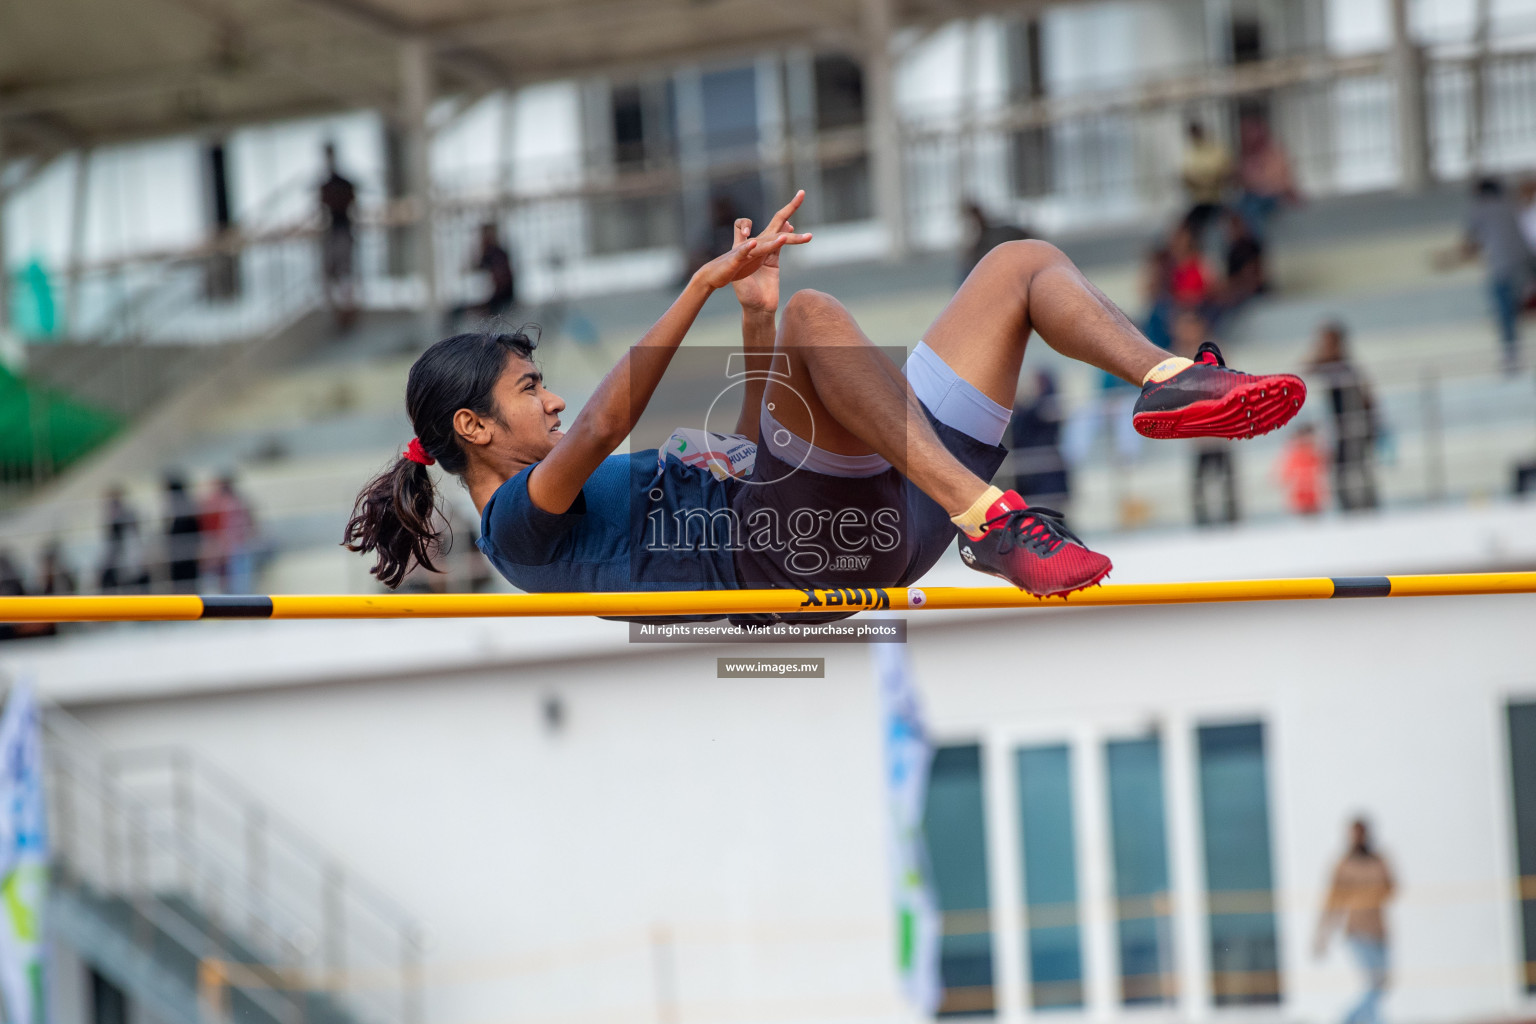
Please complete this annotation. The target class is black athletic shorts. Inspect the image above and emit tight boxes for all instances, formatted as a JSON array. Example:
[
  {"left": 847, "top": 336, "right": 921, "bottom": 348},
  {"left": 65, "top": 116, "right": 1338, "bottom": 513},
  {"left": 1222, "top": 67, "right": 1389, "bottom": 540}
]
[{"left": 729, "top": 403, "right": 1008, "bottom": 624}]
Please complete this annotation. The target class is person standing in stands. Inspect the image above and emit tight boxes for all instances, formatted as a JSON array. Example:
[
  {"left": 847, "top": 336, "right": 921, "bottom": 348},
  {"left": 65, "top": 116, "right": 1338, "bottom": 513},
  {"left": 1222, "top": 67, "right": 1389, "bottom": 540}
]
[
  {"left": 1463, "top": 177, "right": 1533, "bottom": 372},
  {"left": 99, "top": 486, "right": 149, "bottom": 593},
  {"left": 959, "top": 199, "right": 1032, "bottom": 284},
  {"left": 1175, "top": 310, "right": 1238, "bottom": 526},
  {"left": 1009, "top": 370, "right": 1069, "bottom": 509},
  {"left": 162, "top": 473, "right": 202, "bottom": 593},
  {"left": 1235, "top": 114, "right": 1299, "bottom": 243},
  {"left": 1316, "top": 817, "right": 1396, "bottom": 1024},
  {"left": 1180, "top": 120, "right": 1233, "bottom": 244},
  {"left": 200, "top": 474, "right": 256, "bottom": 594},
  {"left": 1223, "top": 209, "right": 1267, "bottom": 303},
  {"left": 318, "top": 142, "right": 359, "bottom": 330},
  {"left": 448, "top": 222, "right": 516, "bottom": 330},
  {"left": 0, "top": 551, "right": 24, "bottom": 642},
  {"left": 30, "top": 541, "right": 76, "bottom": 638},
  {"left": 1275, "top": 423, "right": 1327, "bottom": 516},
  {"left": 1517, "top": 178, "right": 1536, "bottom": 268},
  {"left": 38, "top": 541, "right": 76, "bottom": 595},
  {"left": 1167, "top": 223, "right": 1214, "bottom": 316},
  {"left": 1309, "top": 321, "right": 1378, "bottom": 512}
]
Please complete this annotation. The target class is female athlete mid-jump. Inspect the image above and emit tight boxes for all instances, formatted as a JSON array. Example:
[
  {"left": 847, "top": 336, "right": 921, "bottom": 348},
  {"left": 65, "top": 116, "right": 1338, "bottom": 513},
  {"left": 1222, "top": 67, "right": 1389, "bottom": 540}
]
[{"left": 346, "top": 191, "right": 1304, "bottom": 615}]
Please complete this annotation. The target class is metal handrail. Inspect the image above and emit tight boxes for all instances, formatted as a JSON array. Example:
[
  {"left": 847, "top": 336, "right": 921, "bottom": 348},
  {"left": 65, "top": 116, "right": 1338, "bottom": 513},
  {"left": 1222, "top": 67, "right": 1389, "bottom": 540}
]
[
  {"left": 48, "top": 746, "right": 310, "bottom": 1024},
  {"left": 42, "top": 705, "right": 423, "bottom": 1024},
  {"left": 106, "top": 747, "right": 416, "bottom": 935}
]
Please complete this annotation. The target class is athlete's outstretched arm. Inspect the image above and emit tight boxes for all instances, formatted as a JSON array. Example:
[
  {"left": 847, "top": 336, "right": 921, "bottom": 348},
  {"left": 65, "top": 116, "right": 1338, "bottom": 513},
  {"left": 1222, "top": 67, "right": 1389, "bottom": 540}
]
[
  {"left": 727, "top": 192, "right": 804, "bottom": 440},
  {"left": 527, "top": 195, "right": 809, "bottom": 514}
]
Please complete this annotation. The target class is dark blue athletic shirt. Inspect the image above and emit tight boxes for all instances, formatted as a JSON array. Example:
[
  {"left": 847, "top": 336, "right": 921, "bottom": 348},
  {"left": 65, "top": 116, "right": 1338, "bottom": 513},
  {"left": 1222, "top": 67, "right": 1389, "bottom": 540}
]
[{"left": 477, "top": 452, "right": 741, "bottom": 598}]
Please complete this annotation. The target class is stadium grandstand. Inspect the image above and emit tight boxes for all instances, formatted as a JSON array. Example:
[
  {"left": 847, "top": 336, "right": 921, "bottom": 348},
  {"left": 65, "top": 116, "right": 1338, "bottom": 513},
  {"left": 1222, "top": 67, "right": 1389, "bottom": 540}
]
[{"left": 1, "top": 1, "right": 1536, "bottom": 1024}]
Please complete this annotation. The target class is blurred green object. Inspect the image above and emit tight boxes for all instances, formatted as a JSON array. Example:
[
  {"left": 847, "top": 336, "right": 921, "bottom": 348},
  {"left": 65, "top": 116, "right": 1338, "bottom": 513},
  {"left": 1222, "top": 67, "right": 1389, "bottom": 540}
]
[
  {"left": 11, "top": 260, "right": 58, "bottom": 340},
  {"left": 0, "top": 364, "right": 121, "bottom": 474}
]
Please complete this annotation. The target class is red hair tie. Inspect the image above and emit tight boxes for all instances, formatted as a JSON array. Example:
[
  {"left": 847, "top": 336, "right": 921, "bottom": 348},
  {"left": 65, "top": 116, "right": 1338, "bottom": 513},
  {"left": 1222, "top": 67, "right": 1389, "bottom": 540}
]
[{"left": 403, "top": 438, "right": 435, "bottom": 466}]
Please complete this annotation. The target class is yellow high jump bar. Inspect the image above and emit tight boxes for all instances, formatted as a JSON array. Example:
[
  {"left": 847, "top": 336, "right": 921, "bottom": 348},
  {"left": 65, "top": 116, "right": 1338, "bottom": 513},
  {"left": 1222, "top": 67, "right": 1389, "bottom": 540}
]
[{"left": 0, "top": 571, "right": 1531, "bottom": 622}]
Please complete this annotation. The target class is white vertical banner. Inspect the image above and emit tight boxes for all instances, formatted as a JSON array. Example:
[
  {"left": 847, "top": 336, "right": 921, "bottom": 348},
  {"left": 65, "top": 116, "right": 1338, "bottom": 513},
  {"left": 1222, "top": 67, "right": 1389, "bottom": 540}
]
[
  {"left": 0, "top": 682, "right": 48, "bottom": 1024},
  {"left": 873, "top": 643, "right": 941, "bottom": 1017}
]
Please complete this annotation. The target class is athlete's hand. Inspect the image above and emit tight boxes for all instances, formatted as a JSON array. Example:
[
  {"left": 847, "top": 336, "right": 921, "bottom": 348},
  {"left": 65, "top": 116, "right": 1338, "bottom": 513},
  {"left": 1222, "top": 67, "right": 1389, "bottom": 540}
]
[
  {"left": 691, "top": 191, "right": 811, "bottom": 293},
  {"left": 730, "top": 218, "right": 786, "bottom": 314}
]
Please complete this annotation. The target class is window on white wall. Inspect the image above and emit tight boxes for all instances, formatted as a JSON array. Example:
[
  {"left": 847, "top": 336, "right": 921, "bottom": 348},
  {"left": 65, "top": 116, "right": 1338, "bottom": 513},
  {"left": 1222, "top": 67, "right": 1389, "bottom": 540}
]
[
  {"left": 923, "top": 743, "right": 995, "bottom": 1016},
  {"left": 812, "top": 54, "right": 872, "bottom": 223},
  {"left": 1006, "top": 17, "right": 1053, "bottom": 199},
  {"left": 1015, "top": 743, "right": 1084, "bottom": 1009},
  {"left": 588, "top": 78, "right": 683, "bottom": 255},
  {"left": 1105, "top": 733, "right": 1178, "bottom": 1006},
  {"left": 1197, "top": 721, "right": 1282, "bottom": 1005},
  {"left": 1506, "top": 702, "right": 1536, "bottom": 993}
]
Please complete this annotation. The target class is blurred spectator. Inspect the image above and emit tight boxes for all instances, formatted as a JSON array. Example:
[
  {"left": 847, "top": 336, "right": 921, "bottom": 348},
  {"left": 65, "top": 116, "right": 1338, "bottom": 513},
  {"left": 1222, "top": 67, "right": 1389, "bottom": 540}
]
[
  {"left": 1062, "top": 246, "right": 1177, "bottom": 472},
  {"left": 1175, "top": 310, "right": 1238, "bottom": 526},
  {"left": 448, "top": 222, "right": 516, "bottom": 330},
  {"left": 1167, "top": 223, "right": 1213, "bottom": 312},
  {"left": 1275, "top": 424, "right": 1327, "bottom": 515},
  {"left": 959, "top": 200, "right": 1032, "bottom": 283},
  {"left": 1062, "top": 373, "right": 1142, "bottom": 471},
  {"left": 1316, "top": 817, "right": 1396, "bottom": 1024},
  {"left": 1235, "top": 114, "right": 1299, "bottom": 242},
  {"left": 38, "top": 541, "right": 77, "bottom": 595},
  {"left": 29, "top": 542, "right": 75, "bottom": 639},
  {"left": 318, "top": 142, "right": 359, "bottom": 329},
  {"left": 1008, "top": 371, "right": 1070, "bottom": 508},
  {"left": 1223, "top": 210, "right": 1267, "bottom": 302},
  {"left": 687, "top": 195, "right": 746, "bottom": 282},
  {"left": 1179, "top": 120, "right": 1233, "bottom": 243},
  {"left": 99, "top": 486, "right": 150, "bottom": 593},
  {"left": 0, "top": 551, "right": 50, "bottom": 641},
  {"left": 1516, "top": 456, "right": 1536, "bottom": 496},
  {"left": 1309, "top": 322, "right": 1379, "bottom": 512},
  {"left": 0, "top": 550, "right": 27, "bottom": 642},
  {"left": 1463, "top": 177, "right": 1532, "bottom": 372},
  {"left": 1517, "top": 178, "right": 1536, "bottom": 261},
  {"left": 163, "top": 474, "right": 203, "bottom": 593},
  {"left": 200, "top": 474, "right": 256, "bottom": 594},
  {"left": 1139, "top": 244, "right": 1176, "bottom": 350}
]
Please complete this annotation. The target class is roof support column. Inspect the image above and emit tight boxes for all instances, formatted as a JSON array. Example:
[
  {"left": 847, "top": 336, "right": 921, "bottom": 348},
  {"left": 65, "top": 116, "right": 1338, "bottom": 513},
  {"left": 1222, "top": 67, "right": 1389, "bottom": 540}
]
[
  {"left": 862, "top": 0, "right": 908, "bottom": 260},
  {"left": 1468, "top": 0, "right": 1491, "bottom": 174},
  {"left": 1390, "top": 0, "right": 1431, "bottom": 193},
  {"left": 400, "top": 38, "right": 440, "bottom": 331},
  {"left": 65, "top": 149, "right": 92, "bottom": 337},
  {"left": 0, "top": 127, "right": 10, "bottom": 338}
]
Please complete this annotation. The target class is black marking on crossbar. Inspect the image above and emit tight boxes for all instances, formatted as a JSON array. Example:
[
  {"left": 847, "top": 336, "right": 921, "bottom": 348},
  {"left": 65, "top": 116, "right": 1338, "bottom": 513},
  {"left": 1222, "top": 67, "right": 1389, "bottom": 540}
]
[
  {"left": 200, "top": 596, "right": 275, "bottom": 619},
  {"left": 797, "top": 587, "right": 891, "bottom": 611},
  {"left": 1330, "top": 577, "right": 1392, "bottom": 599}
]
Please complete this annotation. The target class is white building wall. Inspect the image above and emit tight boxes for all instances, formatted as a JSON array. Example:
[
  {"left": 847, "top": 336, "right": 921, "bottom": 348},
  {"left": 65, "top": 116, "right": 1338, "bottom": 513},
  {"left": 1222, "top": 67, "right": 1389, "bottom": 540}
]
[{"left": 15, "top": 501, "right": 1535, "bottom": 1024}]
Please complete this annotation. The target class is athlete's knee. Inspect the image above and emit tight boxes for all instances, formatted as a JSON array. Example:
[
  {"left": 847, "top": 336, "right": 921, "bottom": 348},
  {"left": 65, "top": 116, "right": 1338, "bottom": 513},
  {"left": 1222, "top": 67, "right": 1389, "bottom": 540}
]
[
  {"left": 781, "top": 288, "right": 849, "bottom": 332},
  {"left": 983, "top": 238, "right": 1068, "bottom": 276}
]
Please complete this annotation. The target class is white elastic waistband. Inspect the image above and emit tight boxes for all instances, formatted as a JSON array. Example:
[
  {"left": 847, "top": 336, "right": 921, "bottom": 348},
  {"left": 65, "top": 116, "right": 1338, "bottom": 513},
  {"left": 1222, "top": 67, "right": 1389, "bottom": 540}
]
[{"left": 760, "top": 407, "right": 893, "bottom": 478}]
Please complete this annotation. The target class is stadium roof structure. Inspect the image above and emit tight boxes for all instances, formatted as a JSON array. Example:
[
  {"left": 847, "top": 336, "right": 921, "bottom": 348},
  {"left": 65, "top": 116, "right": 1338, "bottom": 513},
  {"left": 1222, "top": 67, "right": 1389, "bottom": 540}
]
[{"left": 0, "top": 0, "right": 1031, "bottom": 162}]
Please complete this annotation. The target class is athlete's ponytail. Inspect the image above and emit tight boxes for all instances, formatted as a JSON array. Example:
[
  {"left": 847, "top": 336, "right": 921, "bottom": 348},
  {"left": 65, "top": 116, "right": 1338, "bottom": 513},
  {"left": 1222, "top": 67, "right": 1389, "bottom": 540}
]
[
  {"left": 344, "top": 328, "right": 539, "bottom": 588},
  {"left": 344, "top": 454, "right": 442, "bottom": 588}
]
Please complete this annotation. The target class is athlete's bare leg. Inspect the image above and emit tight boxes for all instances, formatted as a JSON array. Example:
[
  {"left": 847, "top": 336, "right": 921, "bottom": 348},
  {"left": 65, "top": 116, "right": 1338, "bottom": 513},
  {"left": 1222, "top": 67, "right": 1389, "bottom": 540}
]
[
  {"left": 763, "top": 241, "right": 1167, "bottom": 517},
  {"left": 920, "top": 239, "right": 1169, "bottom": 408},
  {"left": 763, "top": 289, "right": 989, "bottom": 517}
]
